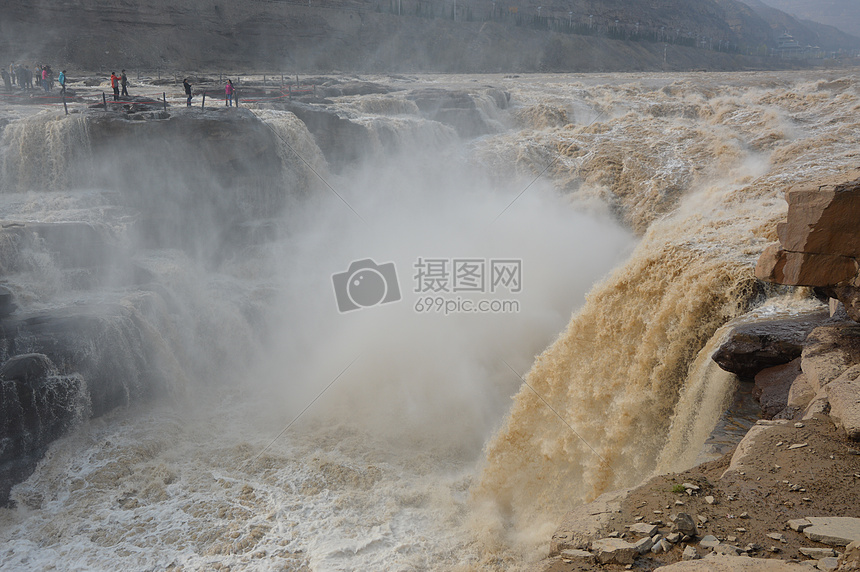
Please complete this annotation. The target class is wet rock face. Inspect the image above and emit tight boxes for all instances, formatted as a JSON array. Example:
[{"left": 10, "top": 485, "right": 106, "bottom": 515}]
[
  {"left": 0, "top": 358, "right": 84, "bottom": 507},
  {"left": 710, "top": 310, "right": 829, "bottom": 380},
  {"left": 272, "top": 101, "right": 374, "bottom": 168},
  {"left": 406, "top": 87, "right": 509, "bottom": 138},
  {"left": 756, "top": 177, "right": 860, "bottom": 321},
  {"left": 0, "top": 304, "right": 169, "bottom": 506},
  {"left": 84, "top": 108, "right": 289, "bottom": 259}
]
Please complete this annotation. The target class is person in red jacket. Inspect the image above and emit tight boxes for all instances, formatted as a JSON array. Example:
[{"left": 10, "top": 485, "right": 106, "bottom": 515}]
[
  {"left": 225, "top": 79, "right": 234, "bottom": 107},
  {"left": 110, "top": 72, "right": 119, "bottom": 101}
]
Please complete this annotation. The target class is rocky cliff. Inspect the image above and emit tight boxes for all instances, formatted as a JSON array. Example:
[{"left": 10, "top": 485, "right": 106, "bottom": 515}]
[
  {"left": 747, "top": 173, "right": 860, "bottom": 441},
  {"left": 1, "top": 0, "right": 857, "bottom": 72}
]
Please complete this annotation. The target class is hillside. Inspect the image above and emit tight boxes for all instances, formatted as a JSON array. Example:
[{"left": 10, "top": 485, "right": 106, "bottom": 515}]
[
  {"left": 754, "top": 0, "right": 860, "bottom": 38},
  {"left": 0, "top": 0, "right": 857, "bottom": 73},
  {"left": 740, "top": 0, "right": 860, "bottom": 52}
]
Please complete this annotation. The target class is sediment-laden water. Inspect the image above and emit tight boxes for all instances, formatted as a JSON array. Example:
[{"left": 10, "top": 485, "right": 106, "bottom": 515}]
[{"left": 0, "top": 70, "right": 857, "bottom": 570}]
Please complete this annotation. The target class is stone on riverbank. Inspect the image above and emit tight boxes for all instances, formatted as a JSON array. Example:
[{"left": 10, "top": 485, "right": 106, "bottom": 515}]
[{"left": 803, "top": 517, "right": 860, "bottom": 546}]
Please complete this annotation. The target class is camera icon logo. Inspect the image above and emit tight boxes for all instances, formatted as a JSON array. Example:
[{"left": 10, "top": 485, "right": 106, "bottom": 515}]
[{"left": 332, "top": 258, "right": 402, "bottom": 313}]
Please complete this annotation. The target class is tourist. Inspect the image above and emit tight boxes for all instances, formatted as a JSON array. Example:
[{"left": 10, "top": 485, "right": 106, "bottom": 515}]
[
  {"left": 121, "top": 69, "right": 129, "bottom": 97},
  {"left": 110, "top": 71, "right": 119, "bottom": 101},
  {"left": 45, "top": 65, "right": 53, "bottom": 91},
  {"left": 1, "top": 69, "right": 10, "bottom": 92},
  {"left": 58, "top": 70, "right": 66, "bottom": 95},
  {"left": 183, "top": 78, "right": 192, "bottom": 107},
  {"left": 225, "top": 79, "right": 233, "bottom": 106},
  {"left": 41, "top": 66, "right": 48, "bottom": 92},
  {"left": 8, "top": 63, "right": 14, "bottom": 86}
]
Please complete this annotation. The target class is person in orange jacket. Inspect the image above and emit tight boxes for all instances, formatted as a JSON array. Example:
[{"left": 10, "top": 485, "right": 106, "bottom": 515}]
[{"left": 110, "top": 71, "right": 119, "bottom": 101}]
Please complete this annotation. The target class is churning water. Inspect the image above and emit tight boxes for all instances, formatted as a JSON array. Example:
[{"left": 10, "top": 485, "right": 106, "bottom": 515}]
[{"left": 0, "top": 70, "right": 856, "bottom": 570}]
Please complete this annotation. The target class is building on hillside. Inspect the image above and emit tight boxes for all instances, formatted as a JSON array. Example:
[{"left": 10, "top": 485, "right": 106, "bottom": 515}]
[{"left": 772, "top": 31, "right": 823, "bottom": 58}]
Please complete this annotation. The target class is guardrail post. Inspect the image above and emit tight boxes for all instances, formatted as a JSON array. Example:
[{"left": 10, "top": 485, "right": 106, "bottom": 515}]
[
  {"left": 103, "top": 92, "right": 107, "bottom": 111},
  {"left": 163, "top": 92, "right": 167, "bottom": 110}
]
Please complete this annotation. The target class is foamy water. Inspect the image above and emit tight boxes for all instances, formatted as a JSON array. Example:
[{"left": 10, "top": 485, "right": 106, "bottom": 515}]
[{"left": 0, "top": 69, "right": 858, "bottom": 570}]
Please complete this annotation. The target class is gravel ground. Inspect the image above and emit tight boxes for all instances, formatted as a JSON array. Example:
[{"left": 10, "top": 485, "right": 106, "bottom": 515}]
[{"left": 538, "top": 415, "right": 860, "bottom": 571}]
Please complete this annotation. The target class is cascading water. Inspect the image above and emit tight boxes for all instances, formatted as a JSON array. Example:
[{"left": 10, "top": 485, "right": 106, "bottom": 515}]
[{"left": 0, "top": 70, "right": 857, "bottom": 570}]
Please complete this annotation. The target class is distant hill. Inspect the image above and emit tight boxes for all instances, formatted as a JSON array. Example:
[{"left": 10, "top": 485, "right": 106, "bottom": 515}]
[
  {"left": 740, "top": 0, "right": 860, "bottom": 52},
  {"left": 752, "top": 0, "right": 860, "bottom": 38},
  {"left": 0, "top": 0, "right": 857, "bottom": 73}
]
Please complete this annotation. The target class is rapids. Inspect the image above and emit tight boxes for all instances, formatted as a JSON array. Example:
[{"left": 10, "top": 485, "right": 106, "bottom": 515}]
[{"left": 0, "top": 70, "right": 858, "bottom": 570}]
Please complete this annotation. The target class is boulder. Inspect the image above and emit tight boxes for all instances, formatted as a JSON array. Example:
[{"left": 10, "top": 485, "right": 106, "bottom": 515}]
[
  {"left": 633, "top": 536, "right": 654, "bottom": 554},
  {"left": 756, "top": 179, "right": 860, "bottom": 324},
  {"left": 630, "top": 522, "right": 659, "bottom": 536},
  {"left": 798, "top": 547, "right": 837, "bottom": 558},
  {"left": 779, "top": 180, "right": 860, "bottom": 258},
  {"left": 821, "top": 285, "right": 860, "bottom": 323},
  {"left": 754, "top": 358, "right": 802, "bottom": 418},
  {"left": 711, "top": 544, "right": 740, "bottom": 556},
  {"left": 803, "top": 517, "right": 860, "bottom": 546},
  {"left": 592, "top": 537, "right": 637, "bottom": 564},
  {"left": 722, "top": 420, "right": 789, "bottom": 477},
  {"left": 711, "top": 310, "right": 828, "bottom": 379},
  {"left": 825, "top": 372, "right": 860, "bottom": 440},
  {"left": 789, "top": 519, "right": 813, "bottom": 532},
  {"left": 839, "top": 540, "right": 860, "bottom": 571},
  {"left": 559, "top": 548, "right": 594, "bottom": 563},
  {"left": 787, "top": 373, "right": 817, "bottom": 412},
  {"left": 801, "top": 324, "right": 860, "bottom": 392},
  {"left": 674, "top": 513, "right": 698, "bottom": 537},
  {"left": 755, "top": 244, "right": 858, "bottom": 287}
]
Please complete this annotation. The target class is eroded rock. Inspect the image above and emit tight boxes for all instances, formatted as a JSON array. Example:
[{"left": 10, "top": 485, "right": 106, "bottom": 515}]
[
  {"left": 803, "top": 517, "right": 860, "bottom": 546},
  {"left": 825, "top": 371, "right": 860, "bottom": 440},
  {"left": 801, "top": 324, "right": 860, "bottom": 393},
  {"left": 592, "top": 537, "right": 637, "bottom": 564},
  {"left": 754, "top": 358, "right": 802, "bottom": 418},
  {"left": 712, "top": 311, "right": 828, "bottom": 379}
]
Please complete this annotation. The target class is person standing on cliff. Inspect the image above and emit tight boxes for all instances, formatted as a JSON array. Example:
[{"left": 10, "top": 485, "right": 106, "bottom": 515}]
[
  {"left": 1, "top": 69, "right": 11, "bottom": 92},
  {"left": 121, "top": 70, "right": 129, "bottom": 97},
  {"left": 225, "top": 79, "right": 234, "bottom": 106},
  {"left": 183, "top": 78, "right": 192, "bottom": 107},
  {"left": 58, "top": 70, "right": 66, "bottom": 95},
  {"left": 110, "top": 71, "right": 120, "bottom": 100}
]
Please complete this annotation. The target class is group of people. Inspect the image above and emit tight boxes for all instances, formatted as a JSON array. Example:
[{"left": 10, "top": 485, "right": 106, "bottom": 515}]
[
  {"left": 181, "top": 78, "right": 236, "bottom": 107},
  {"left": 1, "top": 63, "right": 66, "bottom": 94},
  {"left": 109, "top": 70, "right": 129, "bottom": 100},
  {"left": 3, "top": 63, "right": 241, "bottom": 109}
]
